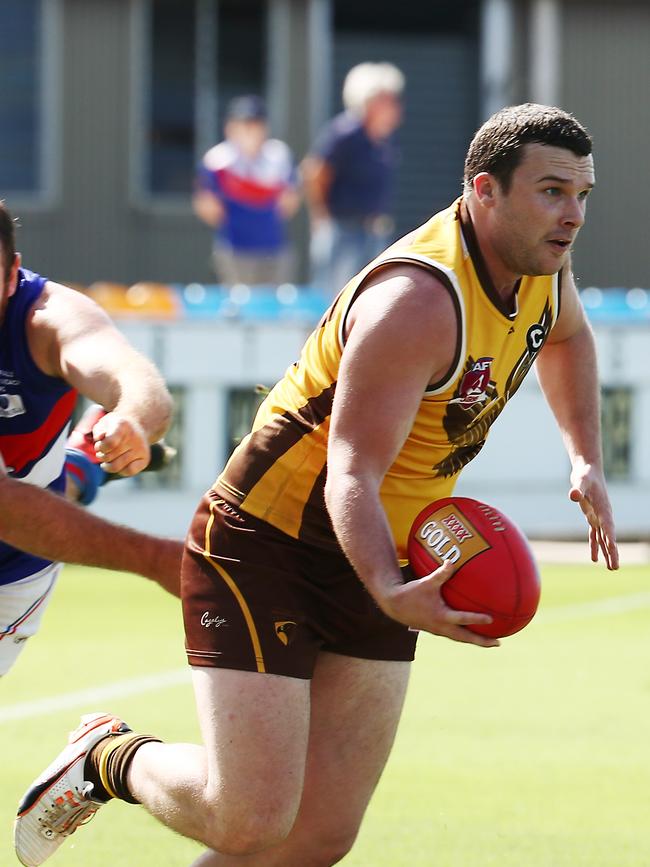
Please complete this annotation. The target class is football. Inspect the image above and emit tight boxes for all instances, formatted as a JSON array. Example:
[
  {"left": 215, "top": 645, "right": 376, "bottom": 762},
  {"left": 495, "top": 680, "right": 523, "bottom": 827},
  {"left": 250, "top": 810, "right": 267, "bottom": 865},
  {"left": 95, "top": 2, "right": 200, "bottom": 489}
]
[{"left": 407, "top": 497, "right": 541, "bottom": 638}]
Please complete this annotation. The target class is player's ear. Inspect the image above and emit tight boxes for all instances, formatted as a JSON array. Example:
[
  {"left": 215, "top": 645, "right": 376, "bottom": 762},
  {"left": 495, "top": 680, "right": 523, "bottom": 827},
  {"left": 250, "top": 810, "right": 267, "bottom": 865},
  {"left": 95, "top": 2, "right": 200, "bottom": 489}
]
[
  {"left": 473, "top": 173, "right": 498, "bottom": 207},
  {"left": 7, "top": 253, "right": 21, "bottom": 298}
]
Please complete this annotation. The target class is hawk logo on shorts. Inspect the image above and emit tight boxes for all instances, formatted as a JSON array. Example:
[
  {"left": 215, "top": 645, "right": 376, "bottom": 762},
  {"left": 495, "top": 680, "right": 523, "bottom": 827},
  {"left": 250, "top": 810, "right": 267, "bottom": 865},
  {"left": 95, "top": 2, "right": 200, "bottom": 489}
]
[{"left": 274, "top": 621, "right": 297, "bottom": 646}]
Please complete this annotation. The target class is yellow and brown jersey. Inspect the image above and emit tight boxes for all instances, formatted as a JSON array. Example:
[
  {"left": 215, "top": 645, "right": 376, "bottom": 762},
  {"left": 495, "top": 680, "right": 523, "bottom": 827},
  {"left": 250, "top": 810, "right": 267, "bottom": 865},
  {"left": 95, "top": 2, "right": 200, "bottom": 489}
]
[{"left": 216, "top": 198, "right": 560, "bottom": 559}]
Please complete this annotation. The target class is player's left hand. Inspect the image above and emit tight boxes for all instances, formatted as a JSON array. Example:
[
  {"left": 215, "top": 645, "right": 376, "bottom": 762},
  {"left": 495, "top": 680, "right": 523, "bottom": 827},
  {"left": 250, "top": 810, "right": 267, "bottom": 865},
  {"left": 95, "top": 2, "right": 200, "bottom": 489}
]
[
  {"left": 569, "top": 460, "right": 619, "bottom": 570},
  {"left": 92, "top": 412, "right": 150, "bottom": 476}
]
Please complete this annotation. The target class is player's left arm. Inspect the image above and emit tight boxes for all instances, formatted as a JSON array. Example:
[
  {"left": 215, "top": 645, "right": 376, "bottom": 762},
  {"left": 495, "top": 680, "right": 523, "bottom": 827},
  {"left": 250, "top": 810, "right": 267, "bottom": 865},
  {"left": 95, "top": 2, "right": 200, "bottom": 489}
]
[
  {"left": 28, "top": 282, "right": 173, "bottom": 477},
  {"left": 0, "top": 461, "right": 182, "bottom": 596},
  {"left": 535, "top": 262, "right": 619, "bottom": 570}
]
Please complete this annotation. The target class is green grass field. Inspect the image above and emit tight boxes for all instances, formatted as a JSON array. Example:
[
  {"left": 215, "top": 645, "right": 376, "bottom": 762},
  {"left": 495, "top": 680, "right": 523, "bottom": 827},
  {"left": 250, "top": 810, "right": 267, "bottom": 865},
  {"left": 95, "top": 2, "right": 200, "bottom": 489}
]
[{"left": 2, "top": 559, "right": 650, "bottom": 867}]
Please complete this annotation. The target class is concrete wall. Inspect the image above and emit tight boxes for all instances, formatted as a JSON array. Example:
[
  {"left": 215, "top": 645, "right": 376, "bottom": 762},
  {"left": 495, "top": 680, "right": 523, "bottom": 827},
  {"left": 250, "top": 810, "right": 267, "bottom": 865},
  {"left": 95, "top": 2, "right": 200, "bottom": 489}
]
[
  {"left": 560, "top": 0, "right": 650, "bottom": 289},
  {"left": 91, "top": 313, "right": 650, "bottom": 542}
]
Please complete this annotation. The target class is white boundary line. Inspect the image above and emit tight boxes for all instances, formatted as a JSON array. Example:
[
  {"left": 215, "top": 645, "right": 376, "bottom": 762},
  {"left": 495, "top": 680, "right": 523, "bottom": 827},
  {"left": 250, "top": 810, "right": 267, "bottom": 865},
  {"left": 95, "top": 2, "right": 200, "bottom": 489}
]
[
  {"left": 531, "top": 541, "right": 650, "bottom": 565},
  {"left": 536, "top": 591, "right": 650, "bottom": 625},
  {"left": 3, "top": 590, "right": 650, "bottom": 724},
  {"left": 0, "top": 668, "right": 190, "bottom": 724}
]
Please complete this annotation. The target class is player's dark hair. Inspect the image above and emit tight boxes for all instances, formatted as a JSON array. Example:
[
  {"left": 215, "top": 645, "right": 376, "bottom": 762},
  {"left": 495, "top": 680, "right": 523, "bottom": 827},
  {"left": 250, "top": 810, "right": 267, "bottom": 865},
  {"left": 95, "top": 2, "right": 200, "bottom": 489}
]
[
  {"left": 463, "top": 103, "right": 593, "bottom": 194},
  {"left": 0, "top": 200, "right": 17, "bottom": 283}
]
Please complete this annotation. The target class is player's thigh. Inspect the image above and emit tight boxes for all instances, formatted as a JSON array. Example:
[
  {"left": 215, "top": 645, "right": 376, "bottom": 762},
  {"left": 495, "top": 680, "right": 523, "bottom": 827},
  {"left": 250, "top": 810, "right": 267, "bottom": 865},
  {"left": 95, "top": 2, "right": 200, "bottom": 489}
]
[
  {"left": 187, "top": 653, "right": 410, "bottom": 867},
  {"left": 192, "top": 665, "right": 311, "bottom": 828},
  {"left": 0, "top": 563, "right": 61, "bottom": 676},
  {"left": 292, "top": 651, "right": 411, "bottom": 852}
]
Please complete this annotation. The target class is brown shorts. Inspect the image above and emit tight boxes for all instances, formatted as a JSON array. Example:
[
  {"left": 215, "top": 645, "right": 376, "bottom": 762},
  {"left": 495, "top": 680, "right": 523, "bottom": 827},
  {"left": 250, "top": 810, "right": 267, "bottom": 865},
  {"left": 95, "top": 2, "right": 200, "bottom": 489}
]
[{"left": 182, "top": 491, "right": 418, "bottom": 679}]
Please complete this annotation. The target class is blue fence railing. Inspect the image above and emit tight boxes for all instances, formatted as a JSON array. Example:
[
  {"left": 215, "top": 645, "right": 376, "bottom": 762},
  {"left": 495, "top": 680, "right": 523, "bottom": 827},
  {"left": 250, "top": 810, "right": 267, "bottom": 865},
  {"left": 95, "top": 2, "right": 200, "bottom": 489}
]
[{"left": 83, "top": 281, "right": 650, "bottom": 326}]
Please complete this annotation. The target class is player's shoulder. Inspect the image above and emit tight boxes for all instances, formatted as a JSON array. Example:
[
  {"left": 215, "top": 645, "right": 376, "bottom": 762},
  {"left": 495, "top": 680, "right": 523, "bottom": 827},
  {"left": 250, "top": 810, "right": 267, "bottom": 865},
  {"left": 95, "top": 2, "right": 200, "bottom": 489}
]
[
  {"left": 38, "top": 279, "right": 95, "bottom": 307},
  {"left": 347, "top": 261, "right": 460, "bottom": 338},
  {"left": 363, "top": 259, "right": 459, "bottom": 306},
  {"left": 29, "top": 280, "right": 111, "bottom": 333}
]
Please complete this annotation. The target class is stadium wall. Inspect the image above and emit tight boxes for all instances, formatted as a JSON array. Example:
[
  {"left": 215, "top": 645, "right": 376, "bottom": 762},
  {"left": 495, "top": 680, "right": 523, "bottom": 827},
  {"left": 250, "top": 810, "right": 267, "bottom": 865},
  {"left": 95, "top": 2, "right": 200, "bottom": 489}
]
[{"left": 90, "top": 290, "right": 650, "bottom": 542}]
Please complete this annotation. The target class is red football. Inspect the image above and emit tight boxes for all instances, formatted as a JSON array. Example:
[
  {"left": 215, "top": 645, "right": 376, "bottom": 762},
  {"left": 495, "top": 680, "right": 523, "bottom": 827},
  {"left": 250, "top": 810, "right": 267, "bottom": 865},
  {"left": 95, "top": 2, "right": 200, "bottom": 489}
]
[{"left": 407, "top": 497, "right": 541, "bottom": 638}]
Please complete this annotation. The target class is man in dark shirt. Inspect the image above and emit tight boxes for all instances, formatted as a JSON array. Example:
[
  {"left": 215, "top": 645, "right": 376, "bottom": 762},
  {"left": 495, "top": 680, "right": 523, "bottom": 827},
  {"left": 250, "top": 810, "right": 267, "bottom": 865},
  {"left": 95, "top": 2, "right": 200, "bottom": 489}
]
[{"left": 302, "top": 62, "right": 404, "bottom": 294}]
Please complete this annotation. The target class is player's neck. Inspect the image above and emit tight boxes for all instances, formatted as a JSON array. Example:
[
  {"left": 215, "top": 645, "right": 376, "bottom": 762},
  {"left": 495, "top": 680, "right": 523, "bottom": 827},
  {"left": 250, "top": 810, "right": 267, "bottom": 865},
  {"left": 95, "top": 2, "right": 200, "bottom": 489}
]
[{"left": 460, "top": 200, "right": 520, "bottom": 308}]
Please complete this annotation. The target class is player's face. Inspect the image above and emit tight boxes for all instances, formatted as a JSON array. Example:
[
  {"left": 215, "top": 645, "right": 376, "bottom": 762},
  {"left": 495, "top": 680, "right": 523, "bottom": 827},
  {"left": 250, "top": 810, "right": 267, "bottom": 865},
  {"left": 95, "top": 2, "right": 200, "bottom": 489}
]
[{"left": 490, "top": 143, "right": 595, "bottom": 277}]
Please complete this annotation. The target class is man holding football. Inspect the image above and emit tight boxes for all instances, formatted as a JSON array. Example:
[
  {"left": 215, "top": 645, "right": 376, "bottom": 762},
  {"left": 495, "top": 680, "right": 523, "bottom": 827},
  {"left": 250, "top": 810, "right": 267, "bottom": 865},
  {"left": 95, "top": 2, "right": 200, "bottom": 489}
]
[{"left": 15, "top": 104, "right": 617, "bottom": 867}]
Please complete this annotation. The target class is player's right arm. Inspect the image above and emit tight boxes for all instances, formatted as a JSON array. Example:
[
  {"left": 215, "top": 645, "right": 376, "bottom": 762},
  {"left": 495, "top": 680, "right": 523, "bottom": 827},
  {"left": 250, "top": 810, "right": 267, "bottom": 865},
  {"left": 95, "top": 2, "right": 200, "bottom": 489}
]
[
  {"left": 0, "top": 454, "right": 181, "bottom": 597},
  {"left": 28, "top": 282, "right": 173, "bottom": 478},
  {"left": 324, "top": 264, "right": 498, "bottom": 647}
]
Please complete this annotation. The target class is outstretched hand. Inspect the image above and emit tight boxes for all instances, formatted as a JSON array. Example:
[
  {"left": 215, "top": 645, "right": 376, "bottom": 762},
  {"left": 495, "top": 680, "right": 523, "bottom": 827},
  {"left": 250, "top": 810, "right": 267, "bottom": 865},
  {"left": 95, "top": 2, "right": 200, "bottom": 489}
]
[
  {"left": 380, "top": 560, "right": 500, "bottom": 648},
  {"left": 569, "top": 461, "right": 619, "bottom": 570},
  {"left": 92, "top": 412, "right": 150, "bottom": 477}
]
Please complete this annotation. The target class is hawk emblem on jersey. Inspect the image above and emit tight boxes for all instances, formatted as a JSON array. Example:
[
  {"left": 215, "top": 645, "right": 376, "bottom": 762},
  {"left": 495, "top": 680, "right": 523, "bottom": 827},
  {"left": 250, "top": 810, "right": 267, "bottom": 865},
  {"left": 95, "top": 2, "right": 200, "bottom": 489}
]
[
  {"left": 433, "top": 302, "right": 554, "bottom": 479},
  {"left": 433, "top": 356, "right": 499, "bottom": 477},
  {"left": 503, "top": 301, "right": 554, "bottom": 402}
]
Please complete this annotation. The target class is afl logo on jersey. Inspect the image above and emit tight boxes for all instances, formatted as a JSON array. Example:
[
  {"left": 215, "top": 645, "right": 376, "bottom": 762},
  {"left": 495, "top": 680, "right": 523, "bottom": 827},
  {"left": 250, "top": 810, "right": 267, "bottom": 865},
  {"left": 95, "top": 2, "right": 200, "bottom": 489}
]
[
  {"left": 450, "top": 357, "right": 494, "bottom": 408},
  {"left": 0, "top": 392, "right": 26, "bottom": 418},
  {"left": 526, "top": 324, "right": 546, "bottom": 354}
]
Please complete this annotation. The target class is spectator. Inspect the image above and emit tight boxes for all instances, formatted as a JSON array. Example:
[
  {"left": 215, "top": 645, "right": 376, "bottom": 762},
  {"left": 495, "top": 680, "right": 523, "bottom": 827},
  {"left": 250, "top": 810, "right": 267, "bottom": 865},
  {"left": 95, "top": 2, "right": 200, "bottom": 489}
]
[
  {"left": 302, "top": 62, "right": 404, "bottom": 294},
  {"left": 193, "top": 95, "right": 300, "bottom": 286}
]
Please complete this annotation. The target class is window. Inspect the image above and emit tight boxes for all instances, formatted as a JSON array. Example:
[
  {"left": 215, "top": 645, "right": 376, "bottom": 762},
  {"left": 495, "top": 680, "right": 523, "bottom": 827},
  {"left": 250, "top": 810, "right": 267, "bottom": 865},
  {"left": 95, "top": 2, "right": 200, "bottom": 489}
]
[
  {"left": 0, "top": 0, "right": 59, "bottom": 200},
  {"left": 148, "top": 0, "right": 196, "bottom": 195},
  {"left": 141, "top": 0, "right": 266, "bottom": 200},
  {"left": 133, "top": 386, "right": 185, "bottom": 490},
  {"left": 601, "top": 386, "right": 632, "bottom": 481},
  {"left": 334, "top": 0, "right": 479, "bottom": 34},
  {"left": 226, "top": 387, "right": 265, "bottom": 457},
  {"left": 213, "top": 0, "right": 266, "bottom": 133}
]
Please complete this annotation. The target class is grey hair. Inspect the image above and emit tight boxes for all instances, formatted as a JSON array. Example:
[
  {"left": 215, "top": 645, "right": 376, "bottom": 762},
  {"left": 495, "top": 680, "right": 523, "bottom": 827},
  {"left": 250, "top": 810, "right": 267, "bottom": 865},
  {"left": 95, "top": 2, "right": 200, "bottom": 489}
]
[{"left": 342, "top": 62, "right": 405, "bottom": 115}]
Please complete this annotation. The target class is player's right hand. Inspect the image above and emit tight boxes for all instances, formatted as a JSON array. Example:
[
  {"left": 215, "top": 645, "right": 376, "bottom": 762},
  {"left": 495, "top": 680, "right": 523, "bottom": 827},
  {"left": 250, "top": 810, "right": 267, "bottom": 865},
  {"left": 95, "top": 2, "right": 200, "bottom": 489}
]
[
  {"left": 92, "top": 411, "right": 150, "bottom": 476},
  {"left": 379, "top": 560, "right": 500, "bottom": 648}
]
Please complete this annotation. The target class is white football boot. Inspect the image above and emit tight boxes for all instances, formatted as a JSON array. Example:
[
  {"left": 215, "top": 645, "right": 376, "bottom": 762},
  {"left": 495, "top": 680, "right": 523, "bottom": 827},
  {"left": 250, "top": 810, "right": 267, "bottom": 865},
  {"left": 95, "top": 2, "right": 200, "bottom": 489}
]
[{"left": 14, "top": 712, "right": 132, "bottom": 867}]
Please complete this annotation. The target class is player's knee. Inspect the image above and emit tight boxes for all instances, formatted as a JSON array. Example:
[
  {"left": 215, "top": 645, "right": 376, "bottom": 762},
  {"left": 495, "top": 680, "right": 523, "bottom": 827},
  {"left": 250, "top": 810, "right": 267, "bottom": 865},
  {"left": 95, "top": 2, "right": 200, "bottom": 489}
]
[
  {"left": 306, "top": 827, "right": 358, "bottom": 866},
  {"left": 200, "top": 803, "right": 295, "bottom": 856},
  {"left": 203, "top": 822, "right": 291, "bottom": 857}
]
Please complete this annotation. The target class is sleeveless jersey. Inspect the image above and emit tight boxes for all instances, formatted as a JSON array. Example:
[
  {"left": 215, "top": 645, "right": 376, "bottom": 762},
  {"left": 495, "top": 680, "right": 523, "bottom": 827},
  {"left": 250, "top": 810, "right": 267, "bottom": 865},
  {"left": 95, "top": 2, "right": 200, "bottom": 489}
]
[
  {"left": 216, "top": 198, "right": 560, "bottom": 559},
  {"left": 0, "top": 269, "right": 77, "bottom": 585}
]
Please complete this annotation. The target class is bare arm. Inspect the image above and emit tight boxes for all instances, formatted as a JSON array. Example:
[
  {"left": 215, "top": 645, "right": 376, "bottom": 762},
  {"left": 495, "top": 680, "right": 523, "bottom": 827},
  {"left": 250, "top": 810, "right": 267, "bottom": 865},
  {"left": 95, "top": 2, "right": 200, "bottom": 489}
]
[
  {"left": 28, "top": 282, "right": 173, "bottom": 476},
  {"left": 300, "top": 155, "right": 333, "bottom": 223},
  {"left": 325, "top": 265, "right": 497, "bottom": 647},
  {"left": 192, "top": 189, "right": 226, "bottom": 229},
  {"left": 535, "top": 264, "right": 618, "bottom": 569},
  {"left": 0, "top": 457, "right": 181, "bottom": 597},
  {"left": 277, "top": 186, "right": 302, "bottom": 220}
]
